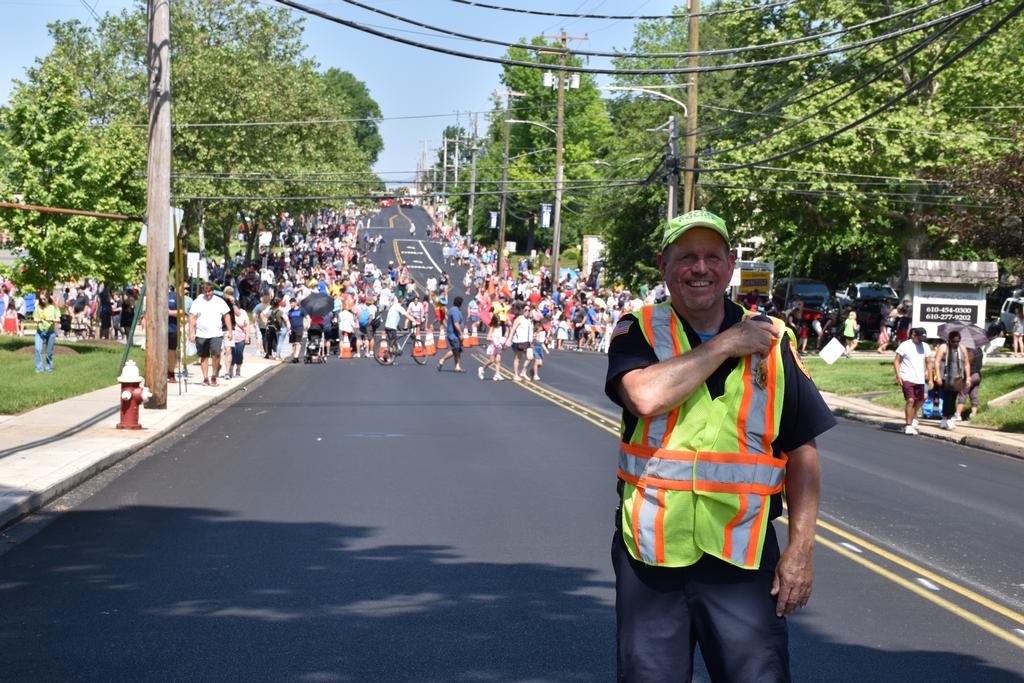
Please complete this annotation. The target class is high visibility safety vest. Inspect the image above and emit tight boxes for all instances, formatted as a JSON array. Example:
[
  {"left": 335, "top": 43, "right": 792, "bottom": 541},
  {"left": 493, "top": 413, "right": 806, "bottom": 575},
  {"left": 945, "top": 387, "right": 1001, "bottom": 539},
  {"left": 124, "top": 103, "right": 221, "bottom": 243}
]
[{"left": 619, "top": 303, "right": 787, "bottom": 570}]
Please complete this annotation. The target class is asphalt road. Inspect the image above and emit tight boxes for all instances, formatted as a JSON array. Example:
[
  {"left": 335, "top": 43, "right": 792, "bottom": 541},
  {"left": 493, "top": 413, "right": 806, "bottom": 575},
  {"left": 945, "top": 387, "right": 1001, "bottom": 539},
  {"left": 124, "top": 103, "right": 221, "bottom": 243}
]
[{"left": 1, "top": 215, "right": 1022, "bottom": 681}]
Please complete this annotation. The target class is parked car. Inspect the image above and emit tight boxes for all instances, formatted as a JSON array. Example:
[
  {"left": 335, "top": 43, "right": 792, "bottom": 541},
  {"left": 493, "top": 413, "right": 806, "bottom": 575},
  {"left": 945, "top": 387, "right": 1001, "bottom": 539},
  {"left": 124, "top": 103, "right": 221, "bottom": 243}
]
[
  {"left": 837, "top": 282, "right": 899, "bottom": 337},
  {"left": 998, "top": 297, "right": 1024, "bottom": 336},
  {"left": 771, "top": 278, "right": 832, "bottom": 322}
]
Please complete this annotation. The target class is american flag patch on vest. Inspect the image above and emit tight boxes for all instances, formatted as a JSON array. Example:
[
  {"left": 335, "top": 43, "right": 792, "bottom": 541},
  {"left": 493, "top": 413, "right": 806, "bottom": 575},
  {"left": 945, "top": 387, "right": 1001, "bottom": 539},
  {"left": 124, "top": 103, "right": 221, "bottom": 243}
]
[{"left": 610, "top": 317, "right": 634, "bottom": 340}]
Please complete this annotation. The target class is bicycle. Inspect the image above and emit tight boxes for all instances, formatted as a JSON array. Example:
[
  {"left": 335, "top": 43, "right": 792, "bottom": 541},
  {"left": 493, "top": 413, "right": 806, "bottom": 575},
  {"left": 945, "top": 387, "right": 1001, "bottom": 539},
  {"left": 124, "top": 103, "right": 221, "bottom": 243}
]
[{"left": 374, "top": 328, "right": 427, "bottom": 366}]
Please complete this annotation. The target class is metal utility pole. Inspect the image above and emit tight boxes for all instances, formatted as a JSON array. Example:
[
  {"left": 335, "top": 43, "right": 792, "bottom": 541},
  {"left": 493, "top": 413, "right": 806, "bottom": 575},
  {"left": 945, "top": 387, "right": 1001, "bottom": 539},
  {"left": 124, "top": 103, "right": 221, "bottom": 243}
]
[
  {"left": 144, "top": 0, "right": 171, "bottom": 408},
  {"left": 497, "top": 91, "right": 522, "bottom": 276},
  {"left": 684, "top": 0, "right": 700, "bottom": 212},
  {"left": 667, "top": 116, "right": 680, "bottom": 220},
  {"left": 467, "top": 113, "right": 479, "bottom": 238},
  {"left": 442, "top": 138, "right": 449, "bottom": 197},
  {"left": 541, "top": 30, "right": 586, "bottom": 297},
  {"left": 454, "top": 134, "right": 461, "bottom": 186}
]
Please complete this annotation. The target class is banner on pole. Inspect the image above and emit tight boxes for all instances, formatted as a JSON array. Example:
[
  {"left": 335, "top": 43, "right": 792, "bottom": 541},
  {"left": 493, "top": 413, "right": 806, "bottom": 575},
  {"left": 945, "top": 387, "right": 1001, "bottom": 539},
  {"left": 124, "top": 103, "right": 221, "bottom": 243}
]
[
  {"left": 540, "top": 203, "right": 552, "bottom": 229},
  {"left": 489, "top": 211, "right": 498, "bottom": 229}
]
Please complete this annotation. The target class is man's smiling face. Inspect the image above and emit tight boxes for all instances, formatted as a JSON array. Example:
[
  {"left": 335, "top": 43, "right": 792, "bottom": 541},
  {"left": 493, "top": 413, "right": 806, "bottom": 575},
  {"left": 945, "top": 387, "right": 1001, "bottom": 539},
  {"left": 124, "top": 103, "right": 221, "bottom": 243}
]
[{"left": 658, "top": 227, "right": 735, "bottom": 316}]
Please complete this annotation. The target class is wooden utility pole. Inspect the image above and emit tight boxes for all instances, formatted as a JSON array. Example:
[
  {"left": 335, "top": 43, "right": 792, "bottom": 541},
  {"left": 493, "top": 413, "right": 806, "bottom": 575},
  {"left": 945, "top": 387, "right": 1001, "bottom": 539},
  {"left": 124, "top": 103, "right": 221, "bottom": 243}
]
[
  {"left": 467, "top": 113, "right": 479, "bottom": 237},
  {"left": 144, "top": 0, "right": 171, "bottom": 408},
  {"left": 684, "top": 0, "right": 700, "bottom": 212},
  {"left": 541, "top": 30, "right": 586, "bottom": 297}
]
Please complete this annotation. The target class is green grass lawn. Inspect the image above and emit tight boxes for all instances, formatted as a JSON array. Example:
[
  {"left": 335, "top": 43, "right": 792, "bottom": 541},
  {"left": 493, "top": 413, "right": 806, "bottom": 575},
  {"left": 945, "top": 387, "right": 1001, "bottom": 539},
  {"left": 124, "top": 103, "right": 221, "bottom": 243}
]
[
  {"left": 0, "top": 336, "right": 145, "bottom": 415},
  {"left": 803, "top": 356, "right": 1024, "bottom": 433}
]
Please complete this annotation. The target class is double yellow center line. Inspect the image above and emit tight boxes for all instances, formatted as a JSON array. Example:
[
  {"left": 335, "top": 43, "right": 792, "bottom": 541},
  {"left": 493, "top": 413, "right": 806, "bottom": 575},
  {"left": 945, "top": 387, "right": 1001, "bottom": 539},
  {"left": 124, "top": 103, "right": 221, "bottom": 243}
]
[{"left": 475, "top": 353, "right": 1024, "bottom": 651}]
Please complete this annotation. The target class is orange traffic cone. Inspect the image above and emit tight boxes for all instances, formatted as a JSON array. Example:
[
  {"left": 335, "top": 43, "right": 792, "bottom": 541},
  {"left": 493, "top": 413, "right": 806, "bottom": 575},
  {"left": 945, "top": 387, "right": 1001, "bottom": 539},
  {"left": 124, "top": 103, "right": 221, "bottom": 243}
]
[
  {"left": 438, "top": 330, "right": 447, "bottom": 350},
  {"left": 341, "top": 333, "right": 352, "bottom": 359},
  {"left": 468, "top": 328, "right": 479, "bottom": 347},
  {"left": 412, "top": 331, "right": 424, "bottom": 357},
  {"left": 378, "top": 332, "right": 389, "bottom": 357},
  {"left": 462, "top": 326, "right": 471, "bottom": 347},
  {"left": 425, "top": 328, "right": 437, "bottom": 355}
]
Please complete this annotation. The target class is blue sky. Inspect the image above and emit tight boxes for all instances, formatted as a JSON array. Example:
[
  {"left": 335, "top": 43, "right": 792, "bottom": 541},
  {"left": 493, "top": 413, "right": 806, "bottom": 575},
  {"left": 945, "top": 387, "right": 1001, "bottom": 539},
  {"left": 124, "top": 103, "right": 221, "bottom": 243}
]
[{"left": 0, "top": 0, "right": 653, "bottom": 179}]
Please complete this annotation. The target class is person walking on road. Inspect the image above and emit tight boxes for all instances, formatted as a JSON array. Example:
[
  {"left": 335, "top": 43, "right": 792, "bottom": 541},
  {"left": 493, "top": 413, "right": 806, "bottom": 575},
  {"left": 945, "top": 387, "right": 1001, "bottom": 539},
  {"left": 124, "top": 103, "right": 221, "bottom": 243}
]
[
  {"left": 437, "top": 295, "right": 465, "bottom": 373},
  {"left": 894, "top": 327, "right": 933, "bottom": 435},
  {"left": 606, "top": 210, "right": 835, "bottom": 682},
  {"left": 287, "top": 298, "right": 308, "bottom": 363},
  {"left": 479, "top": 317, "right": 506, "bottom": 380},
  {"left": 32, "top": 291, "right": 60, "bottom": 373},
  {"left": 507, "top": 302, "right": 533, "bottom": 381},
  {"left": 188, "top": 281, "right": 232, "bottom": 386},
  {"left": 934, "top": 330, "right": 970, "bottom": 431}
]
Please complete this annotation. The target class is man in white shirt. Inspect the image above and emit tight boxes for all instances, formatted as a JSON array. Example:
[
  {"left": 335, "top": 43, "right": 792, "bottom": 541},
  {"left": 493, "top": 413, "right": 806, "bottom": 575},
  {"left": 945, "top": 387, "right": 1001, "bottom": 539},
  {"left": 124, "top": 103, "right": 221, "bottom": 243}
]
[
  {"left": 188, "top": 281, "right": 232, "bottom": 386},
  {"left": 383, "top": 298, "right": 416, "bottom": 350},
  {"left": 894, "top": 326, "right": 934, "bottom": 435}
]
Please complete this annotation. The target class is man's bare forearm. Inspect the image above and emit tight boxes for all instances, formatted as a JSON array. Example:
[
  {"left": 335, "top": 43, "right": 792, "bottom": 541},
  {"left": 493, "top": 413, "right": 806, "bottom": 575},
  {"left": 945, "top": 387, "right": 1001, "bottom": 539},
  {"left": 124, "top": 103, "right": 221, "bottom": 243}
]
[
  {"left": 784, "top": 441, "right": 820, "bottom": 552},
  {"left": 618, "top": 339, "right": 729, "bottom": 418}
]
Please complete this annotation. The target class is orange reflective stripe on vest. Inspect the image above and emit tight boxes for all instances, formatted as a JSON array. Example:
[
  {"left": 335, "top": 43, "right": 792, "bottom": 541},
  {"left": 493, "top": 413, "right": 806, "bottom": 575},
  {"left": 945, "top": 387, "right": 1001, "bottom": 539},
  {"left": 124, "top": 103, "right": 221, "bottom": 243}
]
[{"left": 620, "top": 303, "right": 787, "bottom": 569}]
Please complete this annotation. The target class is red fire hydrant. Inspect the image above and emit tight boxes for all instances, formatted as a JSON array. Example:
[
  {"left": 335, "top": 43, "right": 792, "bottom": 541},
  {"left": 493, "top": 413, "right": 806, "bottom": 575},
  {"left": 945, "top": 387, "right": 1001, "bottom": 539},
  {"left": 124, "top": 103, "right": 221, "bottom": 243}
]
[{"left": 116, "top": 360, "right": 149, "bottom": 430}]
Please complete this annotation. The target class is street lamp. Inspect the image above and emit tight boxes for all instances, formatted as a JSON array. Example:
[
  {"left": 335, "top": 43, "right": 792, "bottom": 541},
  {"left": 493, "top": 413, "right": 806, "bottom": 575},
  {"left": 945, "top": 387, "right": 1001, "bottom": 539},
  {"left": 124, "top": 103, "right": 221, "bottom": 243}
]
[{"left": 599, "top": 85, "right": 691, "bottom": 218}]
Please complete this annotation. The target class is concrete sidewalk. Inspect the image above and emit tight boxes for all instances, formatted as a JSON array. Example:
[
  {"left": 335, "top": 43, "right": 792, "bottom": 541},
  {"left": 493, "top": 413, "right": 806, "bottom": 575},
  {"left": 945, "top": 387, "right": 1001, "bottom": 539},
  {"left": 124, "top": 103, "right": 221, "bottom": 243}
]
[
  {"left": 823, "top": 391, "right": 1024, "bottom": 459},
  {"left": 0, "top": 355, "right": 282, "bottom": 530}
]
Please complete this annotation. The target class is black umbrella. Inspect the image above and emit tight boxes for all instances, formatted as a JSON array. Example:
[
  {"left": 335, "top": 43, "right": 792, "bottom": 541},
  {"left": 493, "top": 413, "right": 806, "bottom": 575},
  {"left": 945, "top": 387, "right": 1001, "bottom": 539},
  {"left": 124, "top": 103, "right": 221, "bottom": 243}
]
[
  {"left": 937, "top": 320, "right": 990, "bottom": 348},
  {"left": 300, "top": 292, "right": 334, "bottom": 318}
]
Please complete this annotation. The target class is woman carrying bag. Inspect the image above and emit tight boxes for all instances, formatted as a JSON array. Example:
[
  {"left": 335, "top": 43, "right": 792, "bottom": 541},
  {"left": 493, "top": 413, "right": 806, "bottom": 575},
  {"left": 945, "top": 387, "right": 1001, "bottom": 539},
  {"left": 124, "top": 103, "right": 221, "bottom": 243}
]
[{"left": 934, "top": 330, "right": 970, "bottom": 431}]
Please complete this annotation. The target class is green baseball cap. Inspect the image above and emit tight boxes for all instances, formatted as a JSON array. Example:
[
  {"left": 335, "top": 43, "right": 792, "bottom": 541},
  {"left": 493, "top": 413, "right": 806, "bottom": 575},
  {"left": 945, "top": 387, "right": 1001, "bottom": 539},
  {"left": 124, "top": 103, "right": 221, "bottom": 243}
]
[{"left": 661, "top": 210, "right": 730, "bottom": 250}]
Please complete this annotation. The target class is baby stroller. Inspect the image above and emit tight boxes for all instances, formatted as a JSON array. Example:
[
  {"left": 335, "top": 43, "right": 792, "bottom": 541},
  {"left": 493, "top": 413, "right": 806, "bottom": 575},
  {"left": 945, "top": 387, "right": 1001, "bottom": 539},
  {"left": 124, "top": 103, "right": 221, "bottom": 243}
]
[{"left": 304, "top": 326, "right": 326, "bottom": 364}]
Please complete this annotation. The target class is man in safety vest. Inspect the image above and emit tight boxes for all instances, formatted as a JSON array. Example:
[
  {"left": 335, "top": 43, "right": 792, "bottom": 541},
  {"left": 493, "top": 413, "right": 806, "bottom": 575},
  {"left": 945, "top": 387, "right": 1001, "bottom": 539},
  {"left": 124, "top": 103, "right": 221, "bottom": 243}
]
[{"left": 605, "top": 210, "right": 835, "bottom": 682}]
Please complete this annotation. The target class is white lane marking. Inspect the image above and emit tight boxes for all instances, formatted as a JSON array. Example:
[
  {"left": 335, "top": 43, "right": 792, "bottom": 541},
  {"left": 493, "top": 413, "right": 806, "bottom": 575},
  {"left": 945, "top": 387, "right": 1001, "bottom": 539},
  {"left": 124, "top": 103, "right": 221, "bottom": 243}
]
[
  {"left": 839, "top": 542, "right": 863, "bottom": 554},
  {"left": 418, "top": 240, "right": 443, "bottom": 272},
  {"left": 916, "top": 577, "right": 940, "bottom": 591},
  {"left": 958, "top": 463, "right": 967, "bottom": 468},
  {"left": 1013, "top": 628, "right": 1024, "bottom": 638}
]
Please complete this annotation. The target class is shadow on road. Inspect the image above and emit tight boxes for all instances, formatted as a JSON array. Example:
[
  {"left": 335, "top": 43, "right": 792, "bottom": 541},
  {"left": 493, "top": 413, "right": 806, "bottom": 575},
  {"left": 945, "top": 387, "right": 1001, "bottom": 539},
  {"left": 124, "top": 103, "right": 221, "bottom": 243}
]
[
  {"left": 1, "top": 510, "right": 1020, "bottom": 681},
  {"left": 0, "top": 505, "right": 614, "bottom": 681}
]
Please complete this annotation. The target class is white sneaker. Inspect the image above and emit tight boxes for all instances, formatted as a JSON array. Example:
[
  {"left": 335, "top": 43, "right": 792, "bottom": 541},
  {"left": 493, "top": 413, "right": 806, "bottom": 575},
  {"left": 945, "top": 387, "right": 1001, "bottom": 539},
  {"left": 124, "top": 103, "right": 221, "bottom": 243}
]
[
  {"left": 912, "top": 419, "right": 919, "bottom": 428},
  {"left": 904, "top": 425, "right": 919, "bottom": 435},
  {"left": 493, "top": 374, "right": 504, "bottom": 381},
  {"left": 477, "top": 367, "right": 485, "bottom": 380},
  {"left": 951, "top": 415, "right": 962, "bottom": 422},
  {"left": 940, "top": 419, "right": 956, "bottom": 430},
  {"left": 532, "top": 375, "right": 540, "bottom": 381}
]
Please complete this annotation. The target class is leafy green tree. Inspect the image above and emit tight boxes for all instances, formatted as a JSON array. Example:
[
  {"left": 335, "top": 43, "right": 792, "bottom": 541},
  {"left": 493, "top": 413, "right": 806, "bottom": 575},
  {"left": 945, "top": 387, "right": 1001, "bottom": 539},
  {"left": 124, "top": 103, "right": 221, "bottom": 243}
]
[
  {"left": 438, "top": 37, "right": 615, "bottom": 257},
  {"left": 597, "top": 0, "right": 1024, "bottom": 290},
  {"left": 0, "top": 51, "right": 145, "bottom": 288},
  {"left": 321, "top": 68, "right": 384, "bottom": 165},
  {"left": 40, "top": 0, "right": 383, "bottom": 268}
]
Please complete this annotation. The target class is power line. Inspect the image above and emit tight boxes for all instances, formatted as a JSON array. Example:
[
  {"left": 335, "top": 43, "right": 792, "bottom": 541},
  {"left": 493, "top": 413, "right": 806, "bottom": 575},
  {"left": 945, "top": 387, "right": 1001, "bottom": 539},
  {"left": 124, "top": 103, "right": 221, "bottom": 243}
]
[
  {"left": 272, "top": 0, "right": 991, "bottom": 76},
  {"left": 703, "top": 183, "right": 994, "bottom": 208},
  {"left": 171, "top": 179, "right": 652, "bottom": 202},
  {"left": 174, "top": 156, "right": 659, "bottom": 179},
  {"left": 746, "top": 164, "right": 956, "bottom": 184},
  {"left": 693, "top": 0, "right": 1024, "bottom": 174},
  {"left": 690, "top": 4, "right": 990, "bottom": 162},
  {"left": 447, "top": 0, "right": 798, "bottom": 20},
  {"left": 115, "top": 104, "right": 557, "bottom": 129},
  {"left": 338, "top": 0, "right": 951, "bottom": 60},
  {"left": 700, "top": 103, "right": 1015, "bottom": 142},
  {"left": 681, "top": 2, "right": 975, "bottom": 140}
]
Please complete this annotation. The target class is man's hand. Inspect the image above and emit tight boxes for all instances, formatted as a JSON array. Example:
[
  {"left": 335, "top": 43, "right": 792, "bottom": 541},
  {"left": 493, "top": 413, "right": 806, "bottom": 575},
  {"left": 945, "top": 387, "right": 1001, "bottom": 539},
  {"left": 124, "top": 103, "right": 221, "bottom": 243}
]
[
  {"left": 771, "top": 544, "right": 814, "bottom": 618},
  {"left": 716, "top": 319, "right": 780, "bottom": 358}
]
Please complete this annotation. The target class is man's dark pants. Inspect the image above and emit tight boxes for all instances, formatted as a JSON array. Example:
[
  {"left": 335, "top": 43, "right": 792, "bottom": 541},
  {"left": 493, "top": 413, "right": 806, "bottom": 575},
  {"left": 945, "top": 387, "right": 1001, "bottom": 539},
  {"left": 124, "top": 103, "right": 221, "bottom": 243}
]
[{"left": 613, "top": 524, "right": 790, "bottom": 682}]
